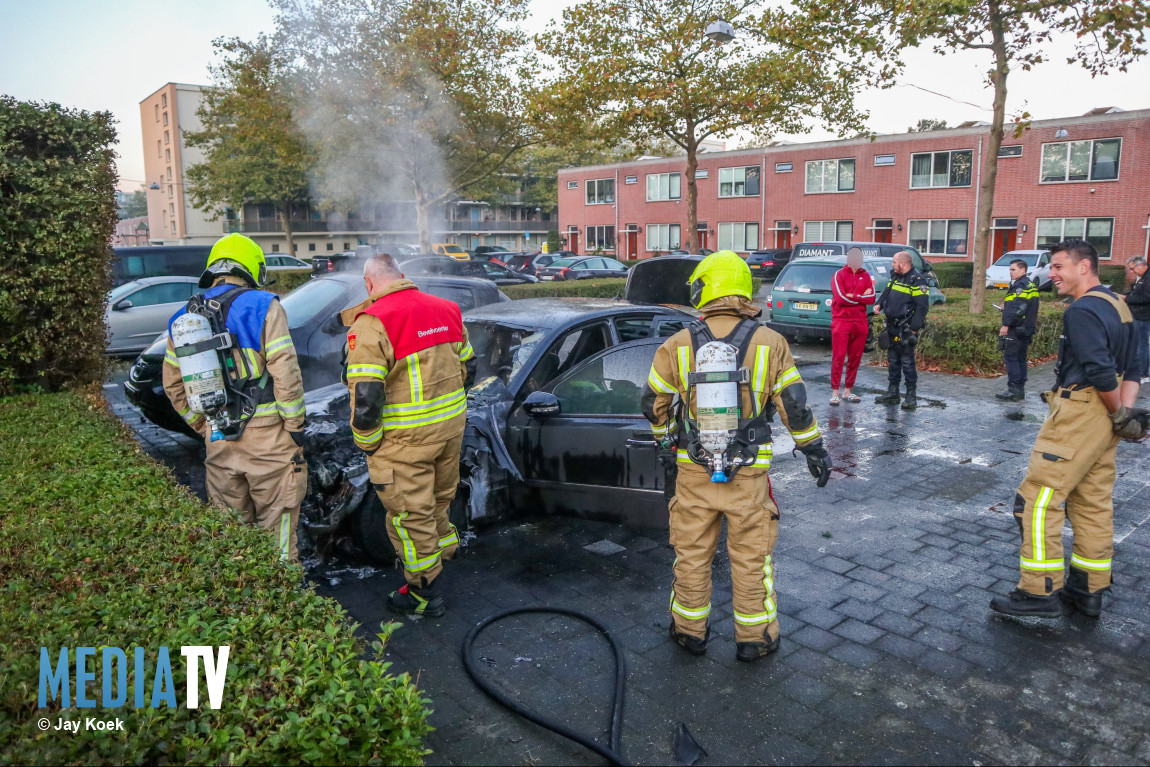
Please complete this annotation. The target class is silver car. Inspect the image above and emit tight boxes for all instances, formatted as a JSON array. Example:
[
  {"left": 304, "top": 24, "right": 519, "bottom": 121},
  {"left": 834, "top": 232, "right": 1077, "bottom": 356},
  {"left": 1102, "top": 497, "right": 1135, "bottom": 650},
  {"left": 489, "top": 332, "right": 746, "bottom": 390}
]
[
  {"left": 105, "top": 276, "right": 200, "bottom": 355},
  {"left": 266, "top": 254, "right": 311, "bottom": 271}
]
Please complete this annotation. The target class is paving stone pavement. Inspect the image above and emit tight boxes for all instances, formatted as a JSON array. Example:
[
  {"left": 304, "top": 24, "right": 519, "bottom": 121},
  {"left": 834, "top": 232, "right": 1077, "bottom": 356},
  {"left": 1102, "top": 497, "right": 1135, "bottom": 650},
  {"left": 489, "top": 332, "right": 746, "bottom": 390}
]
[{"left": 106, "top": 346, "right": 1150, "bottom": 766}]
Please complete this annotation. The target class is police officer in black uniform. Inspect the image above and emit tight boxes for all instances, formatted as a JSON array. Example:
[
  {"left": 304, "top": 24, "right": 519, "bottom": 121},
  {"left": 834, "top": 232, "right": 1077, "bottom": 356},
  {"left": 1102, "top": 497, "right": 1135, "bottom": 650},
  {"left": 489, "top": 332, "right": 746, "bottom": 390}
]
[
  {"left": 875, "top": 251, "right": 930, "bottom": 410},
  {"left": 991, "top": 239, "right": 1147, "bottom": 619},
  {"left": 996, "top": 259, "right": 1040, "bottom": 401}
]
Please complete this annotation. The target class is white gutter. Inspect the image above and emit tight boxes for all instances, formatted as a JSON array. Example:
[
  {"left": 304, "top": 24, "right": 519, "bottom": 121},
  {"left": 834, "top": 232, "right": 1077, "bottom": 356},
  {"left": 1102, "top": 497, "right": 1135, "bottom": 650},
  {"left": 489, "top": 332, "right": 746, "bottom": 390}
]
[
  {"left": 973, "top": 135, "right": 983, "bottom": 264},
  {"left": 760, "top": 155, "right": 767, "bottom": 248}
]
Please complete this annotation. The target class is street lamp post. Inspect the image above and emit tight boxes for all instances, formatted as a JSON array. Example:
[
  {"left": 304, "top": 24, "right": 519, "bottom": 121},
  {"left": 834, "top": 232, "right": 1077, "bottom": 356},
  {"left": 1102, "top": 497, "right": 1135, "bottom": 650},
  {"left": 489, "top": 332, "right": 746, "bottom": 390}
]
[{"left": 705, "top": 19, "right": 735, "bottom": 44}]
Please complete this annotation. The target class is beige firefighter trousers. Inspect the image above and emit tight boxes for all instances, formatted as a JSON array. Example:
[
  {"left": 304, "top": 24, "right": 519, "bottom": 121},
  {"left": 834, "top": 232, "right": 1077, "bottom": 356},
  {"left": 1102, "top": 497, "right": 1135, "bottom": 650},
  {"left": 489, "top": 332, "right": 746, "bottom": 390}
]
[
  {"left": 370, "top": 433, "right": 464, "bottom": 587},
  {"left": 205, "top": 421, "right": 307, "bottom": 562},
  {"left": 1015, "top": 386, "right": 1121, "bottom": 595},
  {"left": 669, "top": 464, "right": 780, "bottom": 644}
]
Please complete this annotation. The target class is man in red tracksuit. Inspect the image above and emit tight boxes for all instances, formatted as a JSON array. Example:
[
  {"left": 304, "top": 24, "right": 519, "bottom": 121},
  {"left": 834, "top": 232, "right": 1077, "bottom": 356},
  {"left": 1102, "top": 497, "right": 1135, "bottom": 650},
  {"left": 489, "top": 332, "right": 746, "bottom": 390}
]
[{"left": 830, "top": 247, "right": 876, "bottom": 405}]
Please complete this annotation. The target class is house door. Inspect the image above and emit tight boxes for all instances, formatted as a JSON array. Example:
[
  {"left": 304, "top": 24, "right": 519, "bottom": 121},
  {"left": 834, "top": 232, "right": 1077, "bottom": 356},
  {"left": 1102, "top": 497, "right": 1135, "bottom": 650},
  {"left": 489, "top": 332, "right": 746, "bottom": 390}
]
[
  {"left": 775, "top": 222, "right": 791, "bottom": 249},
  {"left": 626, "top": 230, "right": 638, "bottom": 259},
  {"left": 568, "top": 232, "right": 580, "bottom": 254},
  {"left": 993, "top": 228, "right": 1015, "bottom": 260}
]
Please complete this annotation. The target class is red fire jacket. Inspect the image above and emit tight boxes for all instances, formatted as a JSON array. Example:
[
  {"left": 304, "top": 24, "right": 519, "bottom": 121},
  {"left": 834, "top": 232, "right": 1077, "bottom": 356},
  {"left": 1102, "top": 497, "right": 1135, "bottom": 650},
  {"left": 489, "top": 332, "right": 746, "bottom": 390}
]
[{"left": 831, "top": 266, "right": 876, "bottom": 323}]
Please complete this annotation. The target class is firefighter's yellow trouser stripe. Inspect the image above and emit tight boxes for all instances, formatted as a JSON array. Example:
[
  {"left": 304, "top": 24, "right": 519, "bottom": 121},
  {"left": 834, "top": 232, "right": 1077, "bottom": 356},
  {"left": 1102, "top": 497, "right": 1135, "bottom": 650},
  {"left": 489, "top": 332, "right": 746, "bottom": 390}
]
[
  {"left": 1070, "top": 554, "right": 1111, "bottom": 571},
  {"left": 347, "top": 364, "right": 387, "bottom": 379},
  {"left": 734, "top": 554, "right": 778, "bottom": 625},
  {"left": 1021, "top": 486, "right": 1064, "bottom": 570},
  {"left": 279, "top": 514, "right": 291, "bottom": 560},
  {"left": 392, "top": 510, "right": 441, "bottom": 572},
  {"left": 671, "top": 597, "right": 711, "bottom": 620},
  {"left": 647, "top": 367, "right": 677, "bottom": 394},
  {"left": 439, "top": 528, "right": 459, "bottom": 548},
  {"left": 773, "top": 366, "right": 801, "bottom": 393}
]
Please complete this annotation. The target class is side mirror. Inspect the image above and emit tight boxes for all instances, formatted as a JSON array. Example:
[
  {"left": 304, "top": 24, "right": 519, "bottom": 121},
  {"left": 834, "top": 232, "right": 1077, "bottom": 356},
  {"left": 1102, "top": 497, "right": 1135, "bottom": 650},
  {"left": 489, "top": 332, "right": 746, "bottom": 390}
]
[
  {"left": 113, "top": 299, "right": 133, "bottom": 311},
  {"left": 522, "top": 390, "right": 561, "bottom": 418}
]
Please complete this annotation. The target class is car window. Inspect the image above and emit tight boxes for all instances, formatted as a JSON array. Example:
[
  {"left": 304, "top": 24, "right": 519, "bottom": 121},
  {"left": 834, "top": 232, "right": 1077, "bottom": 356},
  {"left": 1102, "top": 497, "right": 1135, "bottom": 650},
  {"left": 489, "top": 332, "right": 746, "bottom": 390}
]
[
  {"left": 524, "top": 322, "right": 611, "bottom": 395},
  {"left": 128, "top": 282, "right": 195, "bottom": 307},
  {"left": 552, "top": 343, "right": 657, "bottom": 415},
  {"left": 572, "top": 260, "right": 593, "bottom": 270},
  {"left": 109, "top": 282, "right": 139, "bottom": 303},
  {"left": 483, "top": 263, "right": 509, "bottom": 277},
  {"left": 280, "top": 279, "right": 350, "bottom": 328},
  {"left": 458, "top": 263, "right": 487, "bottom": 278},
  {"left": 995, "top": 253, "right": 1039, "bottom": 267},
  {"left": 614, "top": 316, "right": 655, "bottom": 342},
  {"left": 655, "top": 318, "right": 691, "bottom": 337},
  {"left": 1038, "top": 253, "right": 1049, "bottom": 266},
  {"left": 466, "top": 321, "right": 543, "bottom": 398},
  {"left": 777, "top": 264, "right": 837, "bottom": 294},
  {"left": 425, "top": 285, "right": 478, "bottom": 312},
  {"left": 536, "top": 255, "right": 556, "bottom": 267}
]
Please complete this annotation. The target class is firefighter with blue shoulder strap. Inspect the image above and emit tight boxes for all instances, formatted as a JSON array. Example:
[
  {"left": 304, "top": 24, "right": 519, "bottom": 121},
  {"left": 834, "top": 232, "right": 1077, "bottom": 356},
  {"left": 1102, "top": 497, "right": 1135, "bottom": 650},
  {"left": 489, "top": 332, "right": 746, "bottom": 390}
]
[
  {"left": 641, "top": 251, "right": 830, "bottom": 663},
  {"left": 162, "top": 233, "right": 307, "bottom": 562}
]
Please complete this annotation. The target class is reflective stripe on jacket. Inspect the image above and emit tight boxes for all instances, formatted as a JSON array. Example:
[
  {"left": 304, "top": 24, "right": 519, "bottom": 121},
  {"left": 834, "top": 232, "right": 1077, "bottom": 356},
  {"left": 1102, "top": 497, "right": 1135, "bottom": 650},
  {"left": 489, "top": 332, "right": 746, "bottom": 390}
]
[{"left": 1002, "top": 276, "right": 1040, "bottom": 335}]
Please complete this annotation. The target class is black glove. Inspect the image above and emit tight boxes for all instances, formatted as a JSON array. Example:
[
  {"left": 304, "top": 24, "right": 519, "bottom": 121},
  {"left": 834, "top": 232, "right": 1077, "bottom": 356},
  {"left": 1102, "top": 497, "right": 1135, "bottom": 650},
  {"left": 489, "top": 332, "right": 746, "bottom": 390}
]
[
  {"left": 289, "top": 427, "right": 306, "bottom": 448},
  {"left": 795, "top": 444, "right": 831, "bottom": 488},
  {"left": 1111, "top": 406, "right": 1149, "bottom": 441}
]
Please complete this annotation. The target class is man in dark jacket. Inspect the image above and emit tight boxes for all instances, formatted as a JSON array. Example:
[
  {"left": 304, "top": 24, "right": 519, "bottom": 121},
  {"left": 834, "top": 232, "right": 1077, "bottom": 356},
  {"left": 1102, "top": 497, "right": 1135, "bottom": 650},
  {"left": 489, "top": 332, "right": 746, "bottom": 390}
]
[
  {"left": 1122, "top": 256, "right": 1149, "bottom": 384},
  {"left": 996, "top": 259, "right": 1040, "bottom": 401},
  {"left": 875, "top": 251, "right": 930, "bottom": 409}
]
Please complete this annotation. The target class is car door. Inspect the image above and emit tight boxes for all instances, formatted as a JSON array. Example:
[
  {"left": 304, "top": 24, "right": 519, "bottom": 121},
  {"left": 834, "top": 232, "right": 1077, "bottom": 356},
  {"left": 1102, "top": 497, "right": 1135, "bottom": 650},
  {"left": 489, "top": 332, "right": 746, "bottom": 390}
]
[
  {"left": 109, "top": 281, "right": 196, "bottom": 352},
  {"left": 1033, "top": 252, "right": 1051, "bottom": 287},
  {"left": 506, "top": 338, "right": 669, "bottom": 527}
]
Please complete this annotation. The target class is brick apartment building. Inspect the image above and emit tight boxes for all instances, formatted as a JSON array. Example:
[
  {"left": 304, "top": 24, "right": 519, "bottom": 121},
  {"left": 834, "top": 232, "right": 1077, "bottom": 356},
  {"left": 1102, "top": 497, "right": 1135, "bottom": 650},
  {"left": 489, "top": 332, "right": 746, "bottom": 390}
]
[{"left": 558, "top": 108, "right": 1150, "bottom": 264}]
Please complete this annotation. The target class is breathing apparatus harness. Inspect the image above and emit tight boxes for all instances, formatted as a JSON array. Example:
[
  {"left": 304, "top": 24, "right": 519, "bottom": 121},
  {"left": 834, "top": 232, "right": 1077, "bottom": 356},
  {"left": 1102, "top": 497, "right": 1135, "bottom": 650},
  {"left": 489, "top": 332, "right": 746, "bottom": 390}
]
[
  {"left": 679, "top": 318, "right": 773, "bottom": 482},
  {"left": 175, "top": 286, "right": 274, "bottom": 441}
]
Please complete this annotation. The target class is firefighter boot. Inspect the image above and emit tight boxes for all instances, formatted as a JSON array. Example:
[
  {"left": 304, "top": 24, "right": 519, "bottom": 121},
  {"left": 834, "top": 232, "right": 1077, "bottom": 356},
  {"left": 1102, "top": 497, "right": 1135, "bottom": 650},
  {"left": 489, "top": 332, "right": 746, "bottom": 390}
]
[
  {"left": 1060, "top": 566, "right": 1103, "bottom": 618},
  {"left": 901, "top": 385, "right": 918, "bottom": 410},
  {"left": 669, "top": 624, "right": 710, "bottom": 657},
  {"left": 875, "top": 383, "right": 900, "bottom": 405},
  {"left": 989, "top": 588, "right": 1063, "bottom": 618},
  {"left": 388, "top": 577, "right": 446, "bottom": 618},
  {"left": 735, "top": 629, "right": 781, "bottom": 663}
]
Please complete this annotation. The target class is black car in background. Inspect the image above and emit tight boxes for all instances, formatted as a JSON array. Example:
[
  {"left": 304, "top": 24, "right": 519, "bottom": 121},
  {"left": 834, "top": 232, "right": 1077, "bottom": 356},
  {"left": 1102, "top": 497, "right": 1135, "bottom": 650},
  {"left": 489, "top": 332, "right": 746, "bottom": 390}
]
[
  {"left": 746, "top": 248, "right": 792, "bottom": 279},
  {"left": 505, "top": 252, "right": 559, "bottom": 277},
  {"left": 124, "top": 274, "right": 509, "bottom": 436},
  {"left": 112, "top": 245, "right": 212, "bottom": 286},
  {"left": 535, "top": 256, "right": 629, "bottom": 281},
  {"left": 402, "top": 256, "right": 538, "bottom": 286},
  {"left": 470, "top": 245, "right": 514, "bottom": 261}
]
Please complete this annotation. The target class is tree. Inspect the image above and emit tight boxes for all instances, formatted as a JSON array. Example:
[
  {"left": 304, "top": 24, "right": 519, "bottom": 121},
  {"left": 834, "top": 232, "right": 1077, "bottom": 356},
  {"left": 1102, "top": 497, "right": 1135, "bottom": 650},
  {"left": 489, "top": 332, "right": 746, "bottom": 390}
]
[
  {"left": 907, "top": 118, "right": 949, "bottom": 132},
  {"left": 272, "top": 0, "right": 540, "bottom": 253},
  {"left": 184, "top": 35, "right": 313, "bottom": 258},
  {"left": 118, "top": 187, "right": 148, "bottom": 219},
  {"left": 836, "top": 0, "right": 1147, "bottom": 313},
  {"left": 537, "top": 0, "right": 892, "bottom": 252}
]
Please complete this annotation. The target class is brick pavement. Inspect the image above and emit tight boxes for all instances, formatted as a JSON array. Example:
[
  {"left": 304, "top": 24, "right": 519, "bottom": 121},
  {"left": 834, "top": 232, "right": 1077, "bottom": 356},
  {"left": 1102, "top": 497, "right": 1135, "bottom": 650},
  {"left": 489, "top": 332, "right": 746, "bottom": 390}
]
[{"left": 106, "top": 348, "right": 1150, "bottom": 766}]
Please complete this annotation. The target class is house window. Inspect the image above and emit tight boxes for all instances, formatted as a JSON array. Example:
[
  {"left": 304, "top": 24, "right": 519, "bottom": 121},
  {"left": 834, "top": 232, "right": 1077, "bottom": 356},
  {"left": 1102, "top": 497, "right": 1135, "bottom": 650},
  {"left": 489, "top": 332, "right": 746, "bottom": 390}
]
[
  {"left": 164, "top": 130, "right": 170, "bottom": 145},
  {"left": 154, "top": 104, "right": 159, "bottom": 121},
  {"left": 171, "top": 222, "right": 176, "bottom": 234},
  {"left": 874, "top": 154, "right": 896, "bottom": 166},
  {"left": 805, "top": 158, "right": 855, "bottom": 193},
  {"left": 718, "top": 166, "right": 761, "bottom": 197},
  {"left": 344, "top": 242, "right": 351, "bottom": 250},
  {"left": 910, "top": 149, "right": 973, "bottom": 188},
  {"left": 1036, "top": 217, "right": 1114, "bottom": 259},
  {"left": 327, "top": 243, "right": 334, "bottom": 251},
  {"left": 585, "top": 178, "right": 615, "bottom": 205},
  {"left": 272, "top": 244, "right": 280, "bottom": 252},
  {"left": 775, "top": 162, "right": 792, "bottom": 173},
  {"left": 998, "top": 145, "right": 1023, "bottom": 158},
  {"left": 166, "top": 166, "right": 172, "bottom": 180},
  {"left": 157, "top": 140, "right": 162, "bottom": 158},
  {"left": 163, "top": 111, "right": 168, "bottom": 126},
  {"left": 695, "top": 169, "right": 708, "bottom": 179},
  {"left": 646, "top": 223, "right": 681, "bottom": 251},
  {"left": 567, "top": 180, "right": 578, "bottom": 190},
  {"left": 624, "top": 175, "right": 637, "bottom": 184},
  {"left": 587, "top": 225, "right": 616, "bottom": 251},
  {"left": 908, "top": 219, "right": 969, "bottom": 255},
  {"left": 718, "top": 222, "right": 759, "bottom": 252},
  {"left": 646, "top": 173, "right": 681, "bottom": 201},
  {"left": 169, "top": 203, "right": 175, "bottom": 216},
  {"left": 168, "top": 184, "right": 173, "bottom": 198},
  {"left": 165, "top": 148, "right": 171, "bottom": 162},
  {"left": 804, "top": 221, "right": 853, "bottom": 241},
  {"left": 1040, "top": 138, "right": 1121, "bottom": 183},
  {"left": 161, "top": 93, "right": 167, "bottom": 107}
]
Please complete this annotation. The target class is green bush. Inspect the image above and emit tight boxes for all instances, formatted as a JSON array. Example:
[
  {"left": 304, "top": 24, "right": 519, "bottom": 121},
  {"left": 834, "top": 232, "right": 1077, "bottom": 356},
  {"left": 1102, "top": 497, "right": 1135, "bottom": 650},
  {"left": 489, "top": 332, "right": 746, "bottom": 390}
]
[
  {"left": 502, "top": 278, "right": 628, "bottom": 299},
  {"left": 0, "top": 391, "right": 431, "bottom": 765},
  {"left": 266, "top": 270, "right": 313, "bottom": 295},
  {"left": 1099, "top": 264, "right": 1127, "bottom": 290},
  {"left": 0, "top": 97, "right": 119, "bottom": 395},
  {"left": 870, "top": 288, "right": 1065, "bottom": 375},
  {"left": 929, "top": 262, "right": 973, "bottom": 289}
]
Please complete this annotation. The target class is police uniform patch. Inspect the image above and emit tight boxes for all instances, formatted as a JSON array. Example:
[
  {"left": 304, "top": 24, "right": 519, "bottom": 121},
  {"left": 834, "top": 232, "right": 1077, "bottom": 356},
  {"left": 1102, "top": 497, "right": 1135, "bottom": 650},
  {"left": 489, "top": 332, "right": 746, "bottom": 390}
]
[{"left": 347, "top": 331, "right": 357, "bottom": 350}]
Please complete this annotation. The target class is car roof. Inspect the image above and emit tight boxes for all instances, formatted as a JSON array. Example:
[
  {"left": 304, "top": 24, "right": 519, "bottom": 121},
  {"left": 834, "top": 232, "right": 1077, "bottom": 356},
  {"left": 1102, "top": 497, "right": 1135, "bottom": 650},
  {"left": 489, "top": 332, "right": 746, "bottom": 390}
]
[
  {"left": 778, "top": 255, "right": 889, "bottom": 267},
  {"left": 120, "top": 275, "right": 201, "bottom": 287},
  {"left": 312, "top": 272, "right": 497, "bottom": 290},
  {"left": 463, "top": 297, "right": 684, "bottom": 328},
  {"left": 1001, "top": 249, "right": 1049, "bottom": 256}
]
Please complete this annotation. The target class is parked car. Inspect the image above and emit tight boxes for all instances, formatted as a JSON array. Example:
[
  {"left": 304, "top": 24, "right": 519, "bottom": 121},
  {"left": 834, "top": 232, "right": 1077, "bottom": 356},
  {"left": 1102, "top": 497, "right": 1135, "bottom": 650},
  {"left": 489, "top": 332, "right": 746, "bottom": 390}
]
[
  {"left": 790, "top": 241, "right": 940, "bottom": 288},
  {"left": 985, "top": 249, "right": 1053, "bottom": 290},
  {"left": 470, "top": 245, "right": 514, "bottom": 261},
  {"left": 123, "top": 274, "right": 509, "bottom": 436},
  {"left": 433, "top": 243, "right": 470, "bottom": 260},
  {"left": 266, "top": 254, "right": 311, "bottom": 271},
  {"left": 668, "top": 248, "right": 716, "bottom": 256},
  {"left": 766, "top": 255, "right": 946, "bottom": 340},
  {"left": 403, "top": 256, "right": 538, "bottom": 285},
  {"left": 111, "top": 245, "right": 211, "bottom": 286},
  {"left": 746, "top": 248, "right": 792, "bottom": 280},
  {"left": 505, "top": 252, "right": 561, "bottom": 277},
  {"left": 311, "top": 251, "right": 363, "bottom": 274},
  {"left": 536, "top": 256, "right": 629, "bottom": 281},
  {"left": 105, "top": 276, "right": 201, "bottom": 356}
]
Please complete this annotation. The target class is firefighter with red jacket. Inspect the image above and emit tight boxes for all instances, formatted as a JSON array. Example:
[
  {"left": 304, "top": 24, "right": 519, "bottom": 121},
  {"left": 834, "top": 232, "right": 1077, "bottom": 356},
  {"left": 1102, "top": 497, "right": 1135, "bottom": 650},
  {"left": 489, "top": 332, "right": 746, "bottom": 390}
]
[
  {"left": 829, "top": 246, "right": 876, "bottom": 406},
  {"left": 342, "top": 253, "right": 476, "bottom": 617}
]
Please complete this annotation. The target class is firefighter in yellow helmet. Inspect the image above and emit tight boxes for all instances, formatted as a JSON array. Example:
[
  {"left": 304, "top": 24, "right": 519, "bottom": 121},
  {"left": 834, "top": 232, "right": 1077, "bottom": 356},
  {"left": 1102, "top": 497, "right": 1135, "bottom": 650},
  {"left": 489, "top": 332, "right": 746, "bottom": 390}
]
[
  {"left": 162, "top": 233, "right": 308, "bottom": 561},
  {"left": 641, "top": 251, "right": 831, "bottom": 662}
]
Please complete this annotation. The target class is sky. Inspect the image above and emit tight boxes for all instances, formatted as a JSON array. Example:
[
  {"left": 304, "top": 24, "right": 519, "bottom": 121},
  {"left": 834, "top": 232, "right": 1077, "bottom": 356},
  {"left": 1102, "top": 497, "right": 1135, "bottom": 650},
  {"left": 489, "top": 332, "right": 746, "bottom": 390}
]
[{"left": 2, "top": 0, "right": 1148, "bottom": 191}]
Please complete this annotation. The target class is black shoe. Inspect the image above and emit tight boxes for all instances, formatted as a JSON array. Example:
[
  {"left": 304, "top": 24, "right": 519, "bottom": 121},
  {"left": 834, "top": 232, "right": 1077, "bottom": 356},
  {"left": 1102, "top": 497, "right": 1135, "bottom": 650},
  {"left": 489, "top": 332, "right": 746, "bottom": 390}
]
[
  {"left": 901, "top": 386, "right": 918, "bottom": 410},
  {"left": 1060, "top": 587, "right": 1103, "bottom": 618},
  {"left": 670, "top": 624, "right": 709, "bottom": 656},
  {"left": 989, "top": 589, "right": 1063, "bottom": 618},
  {"left": 736, "top": 634, "right": 781, "bottom": 663},
  {"left": 995, "top": 388, "right": 1015, "bottom": 400},
  {"left": 387, "top": 581, "right": 446, "bottom": 617},
  {"left": 876, "top": 384, "right": 900, "bottom": 404}
]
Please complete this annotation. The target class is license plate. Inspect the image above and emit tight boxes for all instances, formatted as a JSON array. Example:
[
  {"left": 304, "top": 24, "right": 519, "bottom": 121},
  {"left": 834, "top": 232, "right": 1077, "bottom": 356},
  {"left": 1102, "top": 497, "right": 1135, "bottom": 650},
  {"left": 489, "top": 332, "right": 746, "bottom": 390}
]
[
  {"left": 794, "top": 301, "right": 819, "bottom": 311},
  {"left": 541, "top": 275, "right": 554, "bottom": 281},
  {"left": 994, "top": 283, "right": 1008, "bottom": 288}
]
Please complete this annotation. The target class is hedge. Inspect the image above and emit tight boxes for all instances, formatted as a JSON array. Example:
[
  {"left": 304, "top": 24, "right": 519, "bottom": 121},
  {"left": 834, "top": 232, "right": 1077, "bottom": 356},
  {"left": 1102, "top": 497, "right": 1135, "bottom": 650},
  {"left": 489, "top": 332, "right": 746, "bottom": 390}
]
[
  {"left": 0, "top": 390, "right": 431, "bottom": 765},
  {"left": 870, "top": 289, "right": 1066, "bottom": 376},
  {"left": 929, "top": 262, "right": 973, "bottom": 289},
  {"left": 266, "top": 270, "right": 313, "bottom": 295},
  {"left": 0, "top": 97, "right": 119, "bottom": 395},
  {"left": 502, "top": 276, "right": 761, "bottom": 301}
]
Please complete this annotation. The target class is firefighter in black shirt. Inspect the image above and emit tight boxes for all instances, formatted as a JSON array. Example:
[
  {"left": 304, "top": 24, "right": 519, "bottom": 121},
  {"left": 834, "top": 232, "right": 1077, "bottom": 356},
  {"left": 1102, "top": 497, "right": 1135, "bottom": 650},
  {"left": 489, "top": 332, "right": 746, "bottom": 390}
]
[
  {"left": 995, "top": 259, "right": 1040, "bottom": 401},
  {"left": 991, "top": 240, "right": 1147, "bottom": 620}
]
